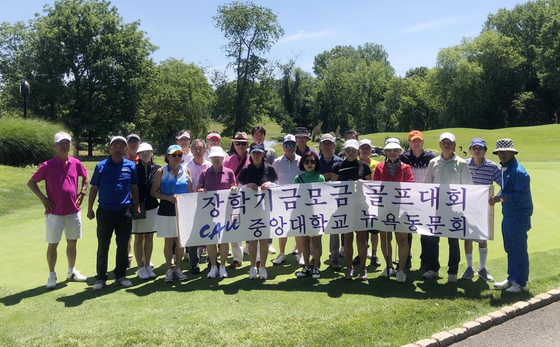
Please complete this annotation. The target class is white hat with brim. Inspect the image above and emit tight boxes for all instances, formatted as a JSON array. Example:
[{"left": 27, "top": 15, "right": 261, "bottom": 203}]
[
  {"left": 208, "top": 146, "right": 226, "bottom": 158},
  {"left": 54, "top": 132, "right": 71, "bottom": 144},
  {"left": 359, "top": 139, "right": 373, "bottom": 148},
  {"left": 137, "top": 143, "right": 153, "bottom": 153},
  {"left": 110, "top": 136, "right": 127, "bottom": 145},
  {"left": 439, "top": 132, "right": 456, "bottom": 143},
  {"left": 343, "top": 139, "right": 359, "bottom": 150},
  {"left": 493, "top": 138, "right": 518, "bottom": 155},
  {"left": 383, "top": 138, "right": 404, "bottom": 155}
]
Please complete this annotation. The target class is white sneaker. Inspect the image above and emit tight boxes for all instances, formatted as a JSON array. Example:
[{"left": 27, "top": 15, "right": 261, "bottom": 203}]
[
  {"left": 272, "top": 253, "right": 286, "bottom": 265},
  {"left": 219, "top": 265, "right": 228, "bottom": 278},
  {"left": 494, "top": 279, "right": 511, "bottom": 289},
  {"left": 396, "top": 271, "right": 407, "bottom": 283},
  {"left": 297, "top": 253, "right": 305, "bottom": 267},
  {"left": 249, "top": 266, "right": 257, "bottom": 279},
  {"left": 146, "top": 266, "right": 157, "bottom": 279},
  {"left": 447, "top": 274, "right": 458, "bottom": 283},
  {"left": 173, "top": 269, "right": 187, "bottom": 281},
  {"left": 259, "top": 267, "right": 268, "bottom": 280},
  {"left": 380, "top": 267, "right": 394, "bottom": 278},
  {"left": 366, "top": 248, "right": 373, "bottom": 259},
  {"left": 137, "top": 267, "right": 149, "bottom": 280},
  {"left": 46, "top": 272, "right": 57, "bottom": 289},
  {"left": 291, "top": 246, "right": 298, "bottom": 255},
  {"left": 165, "top": 269, "right": 174, "bottom": 282},
  {"left": 422, "top": 270, "right": 439, "bottom": 280},
  {"left": 506, "top": 282, "right": 523, "bottom": 293},
  {"left": 268, "top": 244, "right": 277, "bottom": 254},
  {"left": 67, "top": 269, "right": 87, "bottom": 282},
  {"left": 115, "top": 277, "right": 132, "bottom": 288},
  {"left": 243, "top": 244, "right": 249, "bottom": 254},
  {"left": 207, "top": 266, "right": 218, "bottom": 279},
  {"left": 92, "top": 280, "right": 106, "bottom": 291},
  {"left": 339, "top": 247, "right": 345, "bottom": 258}
]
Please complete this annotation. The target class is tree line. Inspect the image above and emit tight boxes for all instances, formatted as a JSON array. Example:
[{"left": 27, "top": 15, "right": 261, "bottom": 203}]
[{"left": 1, "top": 0, "right": 559, "bottom": 155}]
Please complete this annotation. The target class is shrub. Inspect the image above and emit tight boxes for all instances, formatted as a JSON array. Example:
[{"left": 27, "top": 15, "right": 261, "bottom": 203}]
[
  {"left": 0, "top": 117, "right": 67, "bottom": 166},
  {"left": 220, "top": 136, "right": 233, "bottom": 155}
]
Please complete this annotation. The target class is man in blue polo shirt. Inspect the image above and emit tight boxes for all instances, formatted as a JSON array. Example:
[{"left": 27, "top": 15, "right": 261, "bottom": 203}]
[{"left": 87, "top": 136, "right": 140, "bottom": 291}]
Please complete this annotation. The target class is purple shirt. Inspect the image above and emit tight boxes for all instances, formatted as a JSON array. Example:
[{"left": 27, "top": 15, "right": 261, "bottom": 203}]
[
  {"left": 198, "top": 166, "right": 236, "bottom": 191},
  {"left": 31, "top": 156, "right": 88, "bottom": 215}
]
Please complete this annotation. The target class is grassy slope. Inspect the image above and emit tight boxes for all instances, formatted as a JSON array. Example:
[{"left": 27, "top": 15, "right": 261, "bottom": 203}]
[{"left": 1, "top": 125, "right": 559, "bottom": 346}]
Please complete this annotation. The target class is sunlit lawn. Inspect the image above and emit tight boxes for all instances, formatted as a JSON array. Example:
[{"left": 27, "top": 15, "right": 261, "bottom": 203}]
[{"left": 1, "top": 125, "right": 559, "bottom": 346}]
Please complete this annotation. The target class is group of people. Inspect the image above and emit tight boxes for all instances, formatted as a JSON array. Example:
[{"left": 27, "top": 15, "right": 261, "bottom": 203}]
[{"left": 28, "top": 126, "right": 533, "bottom": 293}]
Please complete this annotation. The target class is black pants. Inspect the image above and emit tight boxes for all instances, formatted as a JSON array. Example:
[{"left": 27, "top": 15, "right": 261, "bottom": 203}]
[
  {"left": 95, "top": 208, "right": 132, "bottom": 281},
  {"left": 186, "top": 246, "right": 199, "bottom": 269},
  {"left": 420, "top": 235, "right": 460, "bottom": 275}
]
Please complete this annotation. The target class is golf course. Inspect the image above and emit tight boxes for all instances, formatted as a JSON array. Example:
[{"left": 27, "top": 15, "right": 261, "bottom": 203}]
[{"left": 1, "top": 125, "right": 559, "bottom": 346}]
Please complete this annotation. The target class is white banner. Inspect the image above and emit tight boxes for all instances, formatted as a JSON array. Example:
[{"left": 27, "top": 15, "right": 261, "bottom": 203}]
[{"left": 176, "top": 181, "right": 494, "bottom": 247}]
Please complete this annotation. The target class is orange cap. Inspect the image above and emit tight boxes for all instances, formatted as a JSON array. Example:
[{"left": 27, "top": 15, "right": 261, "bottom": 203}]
[{"left": 408, "top": 130, "right": 423, "bottom": 141}]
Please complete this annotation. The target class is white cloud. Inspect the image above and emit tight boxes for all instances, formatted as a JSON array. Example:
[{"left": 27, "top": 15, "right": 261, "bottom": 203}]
[
  {"left": 403, "top": 17, "right": 467, "bottom": 33},
  {"left": 279, "top": 30, "right": 336, "bottom": 44}
]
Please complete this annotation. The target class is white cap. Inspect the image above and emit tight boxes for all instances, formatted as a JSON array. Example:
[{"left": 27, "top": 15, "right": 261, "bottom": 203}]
[
  {"left": 344, "top": 139, "right": 359, "bottom": 150},
  {"left": 137, "top": 143, "right": 153, "bottom": 153},
  {"left": 54, "top": 132, "right": 71, "bottom": 144},
  {"left": 439, "top": 132, "right": 456, "bottom": 143},
  {"left": 176, "top": 131, "right": 190, "bottom": 140},
  {"left": 383, "top": 137, "right": 404, "bottom": 155},
  {"left": 283, "top": 134, "right": 296, "bottom": 143},
  {"left": 110, "top": 136, "right": 127, "bottom": 145},
  {"left": 208, "top": 146, "right": 226, "bottom": 158},
  {"left": 359, "top": 139, "right": 373, "bottom": 148}
]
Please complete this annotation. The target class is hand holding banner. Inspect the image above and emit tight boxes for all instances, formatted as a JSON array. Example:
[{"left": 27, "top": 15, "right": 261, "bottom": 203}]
[{"left": 176, "top": 181, "right": 493, "bottom": 247}]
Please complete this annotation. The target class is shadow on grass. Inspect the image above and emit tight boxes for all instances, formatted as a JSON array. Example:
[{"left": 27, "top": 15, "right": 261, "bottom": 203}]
[
  {"left": 0, "top": 283, "right": 68, "bottom": 306},
  {"left": 3, "top": 250, "right": 553, "bottom": 308}
]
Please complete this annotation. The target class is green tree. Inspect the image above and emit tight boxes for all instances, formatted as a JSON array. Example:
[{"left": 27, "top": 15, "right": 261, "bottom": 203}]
[
  {"left": 272, "top": 60, "right": 316, "bottom": 132},
  {"left": 1, "top": 0, "right": 156, "bottom": 155},
  {"left": 141, "top": 59, "right": 214, "bottom": 152},
  {"left": 384, "top": 72, "right": 439, "bottom": 132},
  {"left": 213, "top": 1, "right": 283, "bottom": 135},
  {"left": 484, "top": 0, "right": 560, "bottom": 124},
  {"left": 311, "top": 43, "right": 394, "bottom": 134}
]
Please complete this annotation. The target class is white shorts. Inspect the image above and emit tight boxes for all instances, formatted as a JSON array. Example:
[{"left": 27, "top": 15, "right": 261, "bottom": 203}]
[
  {"left": 132, "top": 208, "right": 158, "bottom": 234},
  {"left": 157, "top": 215, "right": 178, "bottom": 238},
  {"left": 45, "top": 212, "right": 82, "bottom": 244}
]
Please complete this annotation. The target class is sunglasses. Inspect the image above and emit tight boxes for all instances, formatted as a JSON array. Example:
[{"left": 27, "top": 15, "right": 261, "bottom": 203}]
[
  {"left": 284, "top": 143, "right": 296, "bottom": 148},
  {"left": 304, "top": 160, "right": 316, "bottom": 165},
  {"left": 344, "top": 148, "right": 358, "bottom": 154},
  {"left": 168, "top": 153, "right": 182, "bottom": 158},
  {"left": 234, "top": 142, "right": 248, "bottom": 146},
  {"left": 385, "top": 149, "right": 400, "bottom": 153}
]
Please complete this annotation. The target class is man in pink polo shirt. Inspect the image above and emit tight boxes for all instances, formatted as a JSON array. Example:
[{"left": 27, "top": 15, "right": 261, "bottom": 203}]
[
  {"left": 28, "top": 131, "right": 89, "bottom": 289},
  {"left": 223, "top": 131, "right": 250, "bottom": 268}
]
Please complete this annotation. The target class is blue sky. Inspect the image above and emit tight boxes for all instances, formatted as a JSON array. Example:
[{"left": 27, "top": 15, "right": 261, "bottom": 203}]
[{"left": 2, "top": 0, "right": 522, "bottom": 77}]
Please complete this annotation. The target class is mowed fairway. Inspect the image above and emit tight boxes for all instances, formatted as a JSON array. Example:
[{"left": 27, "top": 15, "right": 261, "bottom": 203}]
[{"left": 1, "top": 125, "right": 559, "bottom": 346}]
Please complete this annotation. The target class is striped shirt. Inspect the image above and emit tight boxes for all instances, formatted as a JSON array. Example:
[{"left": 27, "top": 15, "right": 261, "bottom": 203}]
[{"left": 466, "top": 157, "right": 502, "bottom": 186}]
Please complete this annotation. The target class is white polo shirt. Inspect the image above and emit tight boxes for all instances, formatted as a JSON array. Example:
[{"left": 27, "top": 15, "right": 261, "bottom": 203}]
[
  {"left": 186, "top": 158, "right": 212, "bottom": 189},
  {"left": 272, "top": 154, "right": 303, "bottom": 185}
]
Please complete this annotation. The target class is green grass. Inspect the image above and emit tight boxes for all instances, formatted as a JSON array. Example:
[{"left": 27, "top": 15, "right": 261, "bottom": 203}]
[
  {"left": 1, "top": 124, "right": 560, "bottom": 346},
  {"left": 362, "top": 124, "right": 560, "bottom": 163}
]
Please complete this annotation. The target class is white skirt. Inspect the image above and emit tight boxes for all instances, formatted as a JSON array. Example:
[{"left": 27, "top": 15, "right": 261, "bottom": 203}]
[
  {"left": 156, "top": 215, "right": 178, "bottom": 238},
  {"left": 131, "top": 208, "right": 157, "bottom": 234}
]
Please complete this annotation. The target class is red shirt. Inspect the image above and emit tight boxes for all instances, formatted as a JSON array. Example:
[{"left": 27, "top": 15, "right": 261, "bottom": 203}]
[
  {"left": 373, "top": 161, "right": 414, "bottom": 183},
  {"left": 124, "top": 154, "right": 139, "bottom": 164},
  {"left": 31, "top": 156, "right": 88, "bottom": 215}
]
